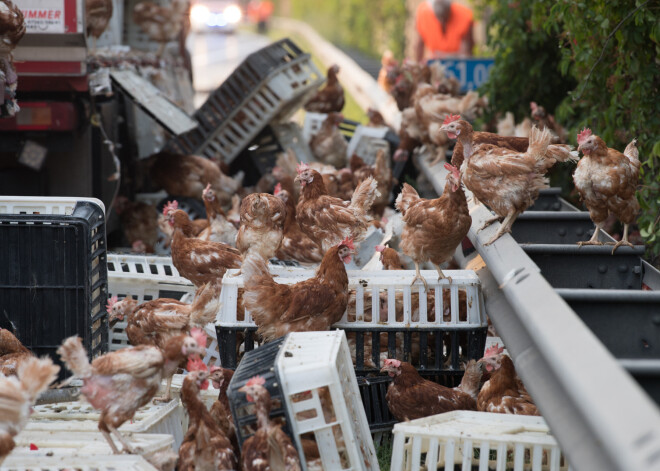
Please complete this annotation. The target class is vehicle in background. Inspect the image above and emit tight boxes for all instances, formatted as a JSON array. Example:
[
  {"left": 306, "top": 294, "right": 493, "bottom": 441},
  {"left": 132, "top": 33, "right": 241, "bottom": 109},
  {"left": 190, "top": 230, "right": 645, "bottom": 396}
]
[{"left": 190, "top": 0, "right": 243, "bottom": 33}]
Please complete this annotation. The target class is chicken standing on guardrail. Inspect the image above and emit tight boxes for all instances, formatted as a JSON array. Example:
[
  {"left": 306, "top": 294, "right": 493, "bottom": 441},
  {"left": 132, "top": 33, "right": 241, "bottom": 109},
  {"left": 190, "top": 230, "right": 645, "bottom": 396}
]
[
  {"left": 0, "top": 356, "right": 59, "bottom": 465},
  {"left": 395, "top": 163, "right": 471, "bottom": 288},
  {"left": 441, "top": 116, "right": 578, "bottom": 245},
  {"left": 574, "top": 129, "right": 640, "bottom": 254}
]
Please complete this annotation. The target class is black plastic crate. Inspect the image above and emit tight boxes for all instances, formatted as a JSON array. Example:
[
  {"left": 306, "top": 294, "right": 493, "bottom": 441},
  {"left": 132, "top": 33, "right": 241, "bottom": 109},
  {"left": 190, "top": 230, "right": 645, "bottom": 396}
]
[
  {"left": 0, "top": 201, "right": 108, "bottom": 379},
  {"left": 226, "top": 337, "right": 294, "bottom": 447}
]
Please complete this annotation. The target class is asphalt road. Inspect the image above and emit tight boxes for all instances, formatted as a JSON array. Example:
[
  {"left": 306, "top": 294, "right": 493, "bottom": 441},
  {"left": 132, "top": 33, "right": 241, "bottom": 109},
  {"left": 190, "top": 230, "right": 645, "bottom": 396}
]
[{"left": 187, "top": 30, "right": 271, "bottom": 108}]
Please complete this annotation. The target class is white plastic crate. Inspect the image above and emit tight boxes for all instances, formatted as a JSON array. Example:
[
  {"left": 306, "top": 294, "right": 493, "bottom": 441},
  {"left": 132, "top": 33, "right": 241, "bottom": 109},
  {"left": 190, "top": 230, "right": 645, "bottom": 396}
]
[
  {"left": 301, "top": 111, "right": 328, "bottom": 143},
  {"left": 276, "top": 331, "right": 379, "bottom": 470},
  {"left": 218, "top": 269, "right": 486, "bottom": 329},
  {"left": 8, "top": 430, "right": 173, "bottom": 457},
  {"left": 0, "top": 454, "right": 159, "bottom": 471},
  {"left": 160, "top": 373, "right": 218, "bottom": 409},
  {"left": 346, "top": 125, "right": 391, "bottom": 166},
  {"left": 391, "top": 411, "right": 571, "bottom": 471},
  {"left": 0, "top": 196, "right": 106, "bottom": 215},
  {"left": 25, "top": 400, "right": 185, "bottom": 451}
]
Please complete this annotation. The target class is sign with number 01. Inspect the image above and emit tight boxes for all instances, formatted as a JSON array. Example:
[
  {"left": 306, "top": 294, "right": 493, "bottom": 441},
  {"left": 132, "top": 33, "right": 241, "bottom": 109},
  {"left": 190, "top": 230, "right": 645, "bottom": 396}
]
[{"left": 428, "top": 58, "right": 495, "bottom": 93}]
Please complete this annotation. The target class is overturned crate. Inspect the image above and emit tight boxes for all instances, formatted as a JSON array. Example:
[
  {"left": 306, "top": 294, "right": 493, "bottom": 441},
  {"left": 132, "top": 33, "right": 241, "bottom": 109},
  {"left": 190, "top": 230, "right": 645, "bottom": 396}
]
[
  {"left": 228, "top": 330, "right": 379, "bottom": 471},
  {"left": 165, "top": 38, "right": 324, "bottom": 163},
  {"left": 390, "top": 411, "right": 569, "bottom": 471},
  {"left": 0, "top": 197, "right": 108, "bottom": 380},
  {"left": 217, "top": 268, "right": 488, "bottom": 433}
]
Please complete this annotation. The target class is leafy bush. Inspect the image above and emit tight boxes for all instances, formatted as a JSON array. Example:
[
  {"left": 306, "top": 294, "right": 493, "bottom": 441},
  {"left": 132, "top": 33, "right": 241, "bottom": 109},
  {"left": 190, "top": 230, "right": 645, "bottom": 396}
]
[{"left": 475, "top": 0, "right": 660, "bottom": 262}]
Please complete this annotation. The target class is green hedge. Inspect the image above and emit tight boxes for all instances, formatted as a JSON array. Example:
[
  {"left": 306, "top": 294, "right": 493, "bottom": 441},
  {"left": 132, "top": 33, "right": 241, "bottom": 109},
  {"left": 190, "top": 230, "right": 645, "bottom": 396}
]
[
  {"left": 275, "top": 0, "right": 408, "bottom": 59},
  {"left": 475, "top": 0, "right": 660, "bottom": 262}
]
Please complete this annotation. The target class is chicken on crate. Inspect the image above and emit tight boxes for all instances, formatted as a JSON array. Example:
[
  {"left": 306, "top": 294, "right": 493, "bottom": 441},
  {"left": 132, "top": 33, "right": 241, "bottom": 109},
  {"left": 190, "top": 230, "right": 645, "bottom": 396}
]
[{"left": 227, "top": 331, "right": 379, "bottom": 471}]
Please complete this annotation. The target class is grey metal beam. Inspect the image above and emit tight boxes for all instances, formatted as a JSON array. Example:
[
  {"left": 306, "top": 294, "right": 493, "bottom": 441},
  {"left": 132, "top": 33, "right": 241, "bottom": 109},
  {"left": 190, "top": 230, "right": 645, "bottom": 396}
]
[{"left": 418, "top": 155, "right": 660, "bottom": 471}]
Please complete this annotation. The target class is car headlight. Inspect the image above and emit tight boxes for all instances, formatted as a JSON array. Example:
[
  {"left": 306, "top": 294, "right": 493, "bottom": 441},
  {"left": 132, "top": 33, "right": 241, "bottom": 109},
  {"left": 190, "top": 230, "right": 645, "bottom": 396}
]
[
  {"left": 190, "top": 4, "right": 211, "bottom": 24},
  {"left": 224, "top": 4, "right": 242, "bottom": 24}
]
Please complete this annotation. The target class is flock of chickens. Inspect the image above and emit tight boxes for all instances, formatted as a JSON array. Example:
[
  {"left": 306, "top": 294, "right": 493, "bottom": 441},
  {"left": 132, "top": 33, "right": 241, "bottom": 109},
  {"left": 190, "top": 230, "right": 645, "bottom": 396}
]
[{"left": 0, "top": 9, "right": 645, "bottom": 467}]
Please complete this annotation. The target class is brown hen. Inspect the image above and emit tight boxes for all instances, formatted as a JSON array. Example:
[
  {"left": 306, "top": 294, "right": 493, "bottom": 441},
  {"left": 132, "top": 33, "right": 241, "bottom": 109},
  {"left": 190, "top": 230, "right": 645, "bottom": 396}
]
[{"left": 304, "top": 64, "right": 344, "bottom": 113}]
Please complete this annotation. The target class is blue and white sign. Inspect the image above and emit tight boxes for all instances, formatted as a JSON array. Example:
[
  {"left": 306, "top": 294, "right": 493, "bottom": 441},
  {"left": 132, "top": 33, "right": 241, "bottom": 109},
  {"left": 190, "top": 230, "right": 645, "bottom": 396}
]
[{"left": 428, "top": 58, "right": 495, "bottom": 92}]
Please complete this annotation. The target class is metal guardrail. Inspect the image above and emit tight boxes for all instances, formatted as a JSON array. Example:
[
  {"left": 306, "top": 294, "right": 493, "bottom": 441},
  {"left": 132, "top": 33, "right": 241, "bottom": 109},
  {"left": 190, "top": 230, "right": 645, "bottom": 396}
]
[{"left": 418, "top": 156, "right": 660, "bottom": 471}]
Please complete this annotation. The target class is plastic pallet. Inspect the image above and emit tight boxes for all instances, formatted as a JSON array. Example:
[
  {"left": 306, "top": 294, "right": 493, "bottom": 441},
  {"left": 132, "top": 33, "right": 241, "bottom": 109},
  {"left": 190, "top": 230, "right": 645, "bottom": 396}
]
[
  {"left": 390, "top": 411, "right": 569, "bottom": 471},
  {"left": 0, "top": 198, "right": 108, "bottom": 380},
  {"left": 26, "top": 400, "right": 185, "bottom": 451},
  {"left": 165, "top": 39, "right": 324, "bottom": 163},
  {"left": 0, "top": 454, "right": 159, "bottom": 471},
  {"left": 9, "top": 430, "right": 173, "bottom": 457}
]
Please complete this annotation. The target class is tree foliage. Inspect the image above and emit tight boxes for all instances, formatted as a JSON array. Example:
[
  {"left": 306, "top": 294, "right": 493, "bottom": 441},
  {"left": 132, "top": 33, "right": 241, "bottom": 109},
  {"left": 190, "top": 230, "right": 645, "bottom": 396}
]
[
  {"left": 475, "top": 0, "right": 660, "bottom": 261},
  {"left": 275, "top": 0, "right": 408, "bottom": 59}
]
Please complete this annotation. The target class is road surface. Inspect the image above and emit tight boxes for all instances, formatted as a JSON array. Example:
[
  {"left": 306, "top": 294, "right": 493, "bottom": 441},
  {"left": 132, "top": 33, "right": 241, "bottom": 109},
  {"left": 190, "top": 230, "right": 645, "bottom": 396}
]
[{"left": 187, "top": 30, "right": 271, "bottom": 109}]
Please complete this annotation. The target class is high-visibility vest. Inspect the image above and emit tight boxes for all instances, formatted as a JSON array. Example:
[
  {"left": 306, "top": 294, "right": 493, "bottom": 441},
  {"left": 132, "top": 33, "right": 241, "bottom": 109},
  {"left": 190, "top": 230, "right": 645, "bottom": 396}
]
[{"left": 416, "top": 1, "right": 473, "bottom": 55}]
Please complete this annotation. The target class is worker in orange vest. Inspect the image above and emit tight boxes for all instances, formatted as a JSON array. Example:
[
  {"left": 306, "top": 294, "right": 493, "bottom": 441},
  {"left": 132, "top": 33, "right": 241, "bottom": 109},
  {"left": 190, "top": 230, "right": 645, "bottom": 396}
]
[
  {"left": 415, "top": 0, "right": 474, "bottom": 61},
  {"left": 248, "top": 0, "right": 274, "bottom": 34}
]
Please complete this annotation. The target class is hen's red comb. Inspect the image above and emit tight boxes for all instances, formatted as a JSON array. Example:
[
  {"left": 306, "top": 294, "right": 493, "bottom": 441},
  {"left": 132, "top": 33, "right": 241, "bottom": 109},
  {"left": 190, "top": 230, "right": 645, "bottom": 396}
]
[
  {"left": 375, "top": 245, "right": 387, "bottom": 253},
  {"left": 577, "top": 128, "right": 592, "bottom": 145},
  {"left": 187, "top": 355, "right": 207, "bottom": 372},
  {"left": 384, "top": 359, "right": 401, "bottom": 368},
  {"left": 339, "top": 237, "right": 355, "bottom": 250},
  {"left": 190, "top": 327, "right": 207, "bottom": 348},
  {"left": 162, "top": 200, "right": 178, "bottom": 217},
  {"left": 530, "top": 101, "right": 538, "bottom": 111},
  {"left": 274, "top": 183, "right": 282, "bottom": 195},
  {"left": 246, "top": 375, "right": 266, "bottom": 387},
  {"left": 106, "top": 295, "right": 119, "bottom": 313},
  {"left": 203, "top": 183, "right": 211, "bottom": 193},
  {"left": 296, "top": 162, "right": 309, "bottom": 174},
  {"left": 484, "top": 344, "right": 504, "bottom": 357},
  {"left": 209, "top": 365, "right": 223, "bottom": 373},
  {"left": 443, "top": 114, "right": 461, "bottom": 126}
]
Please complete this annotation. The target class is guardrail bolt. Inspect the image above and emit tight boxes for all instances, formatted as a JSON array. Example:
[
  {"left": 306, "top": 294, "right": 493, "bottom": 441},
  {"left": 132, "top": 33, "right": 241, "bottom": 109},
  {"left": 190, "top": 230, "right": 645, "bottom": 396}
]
[
  {"left": 558, "top": 228, "right": 567, "bottom": 236},
  {"left": 576, "top": 228, "right": 584, "bottom": 236},
  {"left": 652, "top": 316, "right": 660, "bottom": 325},
  {"left": 618, "top": 265, "right": 629, "bottom": 273},
  {"left": 598, "top": 264, "right": 608, "bottom": 274}
]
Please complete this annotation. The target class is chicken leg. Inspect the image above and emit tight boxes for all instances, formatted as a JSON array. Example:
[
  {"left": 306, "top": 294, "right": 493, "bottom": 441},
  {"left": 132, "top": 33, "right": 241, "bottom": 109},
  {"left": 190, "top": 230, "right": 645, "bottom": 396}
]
[
  {"left": 107, "top": 423, "right": 141, "bottom": 455},
  {"left": 483, "top": 211, "right": 517, "bottom": 246},
  {"left": 433, "top": 264, "right": 452, "bottom": 284},
  {"left": 577, "top": 222, "right": 605, "bottom": 247},
  {"left": 153, "top": 376, "right": 172, "bottom": 404},
  {"left": 100, "top": 428, "right": 122, "bottom": 454},
  {"left": 410, "top": 262, "right": 429, "bottom": 292},
  {"left": 607, "top": 223, "right": 635, "bottom": 254},
  {"left": 478, "top": 214, "right": 502, "bottom": 233}
]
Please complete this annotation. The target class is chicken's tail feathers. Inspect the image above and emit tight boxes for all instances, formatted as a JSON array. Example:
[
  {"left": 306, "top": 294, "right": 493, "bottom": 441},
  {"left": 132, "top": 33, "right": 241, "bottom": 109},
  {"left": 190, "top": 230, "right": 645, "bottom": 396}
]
[
  {"left": 624, "top": 138, "right": 639, "bottom": 163},
  {"left": 190, "top": 281, "right": 223, "bottom": 327},
  {"left": 394, "top": 183, "right": 420, "bottom": 215},
  {"left": 527, "top": 126, "right": 553, "bottom": 162},
  {"left": 18, "top": 356, "right": 60, "bottom": 401},
  {"left": 56, "top": 336, "right": 92, "bottom": 378},
  {"left": 545, "top": 144, "right": 579, "bottom": 163},
  {"left": 349, "top": 176, "right": 380, "bottom": 215}
]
